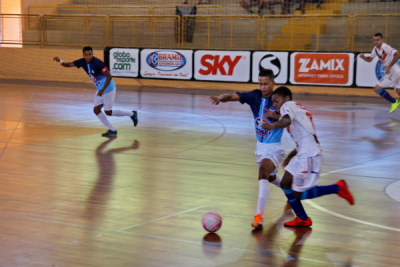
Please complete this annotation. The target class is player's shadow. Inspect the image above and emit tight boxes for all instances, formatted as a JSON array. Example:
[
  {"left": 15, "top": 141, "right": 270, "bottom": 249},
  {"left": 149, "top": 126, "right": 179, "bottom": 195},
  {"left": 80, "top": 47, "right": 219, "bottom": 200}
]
[
  {"left": 84, "top": 137, "right": 140, "bottom": 222},
  {"left": 361, "top": 118, "right": 400, "bottom": 150},
  {"left": 202, "top": 233, "right": 222, "bottom": 258}
]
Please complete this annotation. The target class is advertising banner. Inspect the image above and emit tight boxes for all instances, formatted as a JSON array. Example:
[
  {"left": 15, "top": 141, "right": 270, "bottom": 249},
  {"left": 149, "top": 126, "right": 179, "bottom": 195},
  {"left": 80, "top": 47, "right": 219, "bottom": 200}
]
[
  {"left": 109, "top": 48, "right": 139, "bottom": 78},
  {"left": 356, "top": 53, "right": 400, "bottom": 87},
  {"left": 290, "top": 53, "right": 354, "bottom": 86},
  {"left": 194, "top": 50, "right": 251, "bottom": 82},
  {"left": 252, "top": 52, "right": 288, "bottom": 84},
  {"left": 140, "top": 49, "right": 193, "bottom": 80}
]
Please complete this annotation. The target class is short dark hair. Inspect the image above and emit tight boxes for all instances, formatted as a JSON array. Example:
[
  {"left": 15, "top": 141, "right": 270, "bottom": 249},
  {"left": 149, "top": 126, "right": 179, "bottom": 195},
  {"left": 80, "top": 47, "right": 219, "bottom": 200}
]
[
  {"left": 272, "top": 86, "right": 292, "bottom": 100},
  {"left": 374, "top": 33, "right": 383, "bottom": 39},
  {"left": 83, "top": 46, "right": 93, "bottom": 53},
  {"left": 259, "top": 69, "right": 274, "bottom": 80}
]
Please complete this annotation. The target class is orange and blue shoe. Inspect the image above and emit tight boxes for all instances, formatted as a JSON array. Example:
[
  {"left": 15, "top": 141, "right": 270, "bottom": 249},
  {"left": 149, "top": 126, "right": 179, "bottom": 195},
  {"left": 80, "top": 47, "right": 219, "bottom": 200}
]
[
  {"left": 335, "top": 179, "right": 355, "bottom": 205},
  {"left": 252, "top": 213, "right": 263, "bottom": 229},
  {"left": 284, "top": 216, "right": 312, "bottom": 227},
  {"left": 131, "top": 110, "right": 138, "bottom": 127}
]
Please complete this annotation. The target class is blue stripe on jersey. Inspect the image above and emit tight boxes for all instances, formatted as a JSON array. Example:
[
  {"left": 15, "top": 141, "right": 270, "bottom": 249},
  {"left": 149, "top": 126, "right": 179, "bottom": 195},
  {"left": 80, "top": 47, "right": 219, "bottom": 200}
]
[
  {"left": 254, "top": 97, "right": 283, "bottom": 143},
  {"left": 87, "top": 64, "right": 115, "bottom": 93}
]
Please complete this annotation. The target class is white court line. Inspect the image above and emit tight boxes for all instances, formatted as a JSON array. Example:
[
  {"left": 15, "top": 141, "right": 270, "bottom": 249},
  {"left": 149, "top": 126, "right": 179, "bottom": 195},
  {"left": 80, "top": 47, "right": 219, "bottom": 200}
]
[
  {"left": 305, "top": 161, "right": 400, "bottom": 232},
  {"left": 117, "top": 191, "right": 257, "bottom": 231}
]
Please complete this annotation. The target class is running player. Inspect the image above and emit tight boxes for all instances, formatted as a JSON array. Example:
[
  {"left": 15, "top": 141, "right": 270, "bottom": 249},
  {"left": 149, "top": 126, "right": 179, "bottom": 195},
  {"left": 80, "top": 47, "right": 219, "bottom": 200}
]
[
  {"left": 210, "top": 69, "right": 286, "bottom": 229},
  {"left": 53, "top": 46, "right": 138, "bottom": 137},
  {"left": 261, "top": 86, "right": 354, "bottom": 227},
  {"left": 360, "top": 33, "right": 400, "bottom": 113}
]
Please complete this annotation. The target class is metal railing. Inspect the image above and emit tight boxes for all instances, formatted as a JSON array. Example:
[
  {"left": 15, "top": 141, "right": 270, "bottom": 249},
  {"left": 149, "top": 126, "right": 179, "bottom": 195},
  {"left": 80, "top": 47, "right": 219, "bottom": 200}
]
[
  {"left": 182, "top": 15, "right": 259, "bottom": 50},
  {"left": 353, "top": 14, "right": 400, "bottom": 52},
  {"left": 1, "top": 13, "right": 395, "bottom": 51},
  {"left": 152, "top": 5, "right": 221, "bottom": 15},
  {"left": 262, "top": 15, "right": 351, "bottom": 52},
  {"left": 42, "top": 15, "right": 108, "bottom": 48},
  {"left": 108, "top": 15, "right": 180, "bottom": 48}
]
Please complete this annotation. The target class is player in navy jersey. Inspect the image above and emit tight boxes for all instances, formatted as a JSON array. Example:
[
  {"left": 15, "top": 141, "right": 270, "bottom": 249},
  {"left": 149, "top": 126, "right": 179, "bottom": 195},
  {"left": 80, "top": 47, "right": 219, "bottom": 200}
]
[
  {"left": 210, "top": 69, "right": 286, "bottom": 229},
  {"left": 53, "top": 46, "right": 138, "bottom": 137}
]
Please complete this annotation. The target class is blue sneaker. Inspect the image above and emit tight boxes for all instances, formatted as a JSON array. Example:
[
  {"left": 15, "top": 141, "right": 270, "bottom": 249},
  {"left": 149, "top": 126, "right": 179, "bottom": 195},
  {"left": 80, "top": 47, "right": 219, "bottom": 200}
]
[
  {"left": 131, "top": 110, "right": 138, "bottom": 127},
  {"left": 102, "top": 130, "right": 117, "bottom": 137}
]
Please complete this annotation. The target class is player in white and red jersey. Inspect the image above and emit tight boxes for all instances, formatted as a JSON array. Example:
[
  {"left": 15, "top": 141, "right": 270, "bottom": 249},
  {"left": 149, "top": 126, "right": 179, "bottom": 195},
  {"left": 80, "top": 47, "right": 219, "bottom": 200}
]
[
  {"left": 261, "top": 86, "right": 354, "bottom": 227},
  {"left": 360, "top": 33, "right": 400, "bottom": 113}
]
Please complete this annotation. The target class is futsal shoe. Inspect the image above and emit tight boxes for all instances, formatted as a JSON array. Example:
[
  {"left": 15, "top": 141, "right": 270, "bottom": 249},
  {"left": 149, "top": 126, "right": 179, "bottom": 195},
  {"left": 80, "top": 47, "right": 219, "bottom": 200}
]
[
  {"left": 102, "top": 130, "right": 117, "bottom": 137},
  {"left": 389, "top": 100, "right": 400, "bottom": 113},
  {"left": 284, "top": 216, "right": 312, "bottom": 227},
  {"left": 335, "top": 179, "right": 355, "bottom": 205},
  {"left": 131, "top": 111, "right": 138, "bottom": 127},
  {"left": 252, "top": 213, "right": 263, "bottom": 229}
]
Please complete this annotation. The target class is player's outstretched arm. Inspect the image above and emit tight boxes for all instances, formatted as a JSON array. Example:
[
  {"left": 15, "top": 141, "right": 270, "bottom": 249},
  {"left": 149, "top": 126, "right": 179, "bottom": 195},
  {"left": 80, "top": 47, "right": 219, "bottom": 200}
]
[
  {"left": 53, "top": 57, "right": 75, "bottom": 67},
  {"left": 359, "top": 54, "right": 373, "bottom": 63},
  {"left": 261, "top": 114, "right": 291, "bottom": 131},
  {"left": 209, "top": 94, "right": 240, "bottom": 105}
]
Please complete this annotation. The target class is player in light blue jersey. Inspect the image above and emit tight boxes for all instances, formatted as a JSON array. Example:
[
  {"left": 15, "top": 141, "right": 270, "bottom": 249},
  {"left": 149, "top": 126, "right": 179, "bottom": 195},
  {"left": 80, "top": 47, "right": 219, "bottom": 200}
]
[
  {"left": 54, "top": 46, "right": 138, "bottom": 137},
  {"left": 210, "top": 69, "right": 287, "bottom": 229}
]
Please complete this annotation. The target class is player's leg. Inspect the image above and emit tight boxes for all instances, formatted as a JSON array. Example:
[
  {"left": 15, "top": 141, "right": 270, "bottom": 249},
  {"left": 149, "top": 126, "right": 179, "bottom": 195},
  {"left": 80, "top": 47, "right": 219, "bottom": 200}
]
[
  {"left": 240, "top": 0, "right": 253, "bottom": 13},
  {"left": 104, "top": 88, "right": 138, "bottom": 126},
  {"left": 253, "top": 158, "right": 276, "bottom": 229},
  {"left": 374, "top": 76, "right": 400, "bottom": 113},
  {"left": 280, "top": 155, "right": 312, "bottom": 226},
  {"left": 94, "top": 94, "right": 117, "bottom": 136}
]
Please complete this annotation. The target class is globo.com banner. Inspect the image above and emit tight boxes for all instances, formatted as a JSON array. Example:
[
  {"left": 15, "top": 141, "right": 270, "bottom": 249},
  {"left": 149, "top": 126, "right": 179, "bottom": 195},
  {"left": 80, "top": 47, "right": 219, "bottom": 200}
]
[
  {"left": 194, "top": 50, "right": 251, "bottom": 82},
  {"left": 109, "top": 48, "right": 139, "bottom": 78},
  {"left": 290, "top": 53, "right": 354, "bottom": 86},
  {"left": 252, "top": 52, "right": 288, "bottom": 84},
  {"left": 140, "top": 49, "right": 193, "bottom": 80},
  {"left": 356, "top": 53, "right": 400, "bottom": 87}
]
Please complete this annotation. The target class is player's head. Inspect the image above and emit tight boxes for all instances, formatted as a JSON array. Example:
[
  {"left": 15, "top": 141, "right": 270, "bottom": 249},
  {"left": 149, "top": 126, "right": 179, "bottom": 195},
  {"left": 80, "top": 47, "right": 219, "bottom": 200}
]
[
  {"left": 373, "top": 33, "right": 384, "bottom": 47},
  {"left": 271, "top": 86, "right": 292, "bottom": 110},
  {"left": 258, "top": 69, "right": 275, "bottom": 98},
  {"left": 83, "top": 46, "right": 94, "bottom": 63}
]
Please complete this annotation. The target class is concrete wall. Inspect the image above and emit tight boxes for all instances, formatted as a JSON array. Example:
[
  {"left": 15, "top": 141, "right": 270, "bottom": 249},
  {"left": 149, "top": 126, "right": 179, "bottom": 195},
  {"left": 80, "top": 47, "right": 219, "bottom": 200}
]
[{"left": 22, "top": 0, "right": 74, "bottom": 14}]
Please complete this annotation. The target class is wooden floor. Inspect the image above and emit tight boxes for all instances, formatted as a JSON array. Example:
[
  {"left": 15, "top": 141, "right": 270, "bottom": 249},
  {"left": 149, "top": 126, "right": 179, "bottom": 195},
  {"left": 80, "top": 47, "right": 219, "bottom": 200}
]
[{"left": 0, "top": 84, "right": 400, "bottom": 267}]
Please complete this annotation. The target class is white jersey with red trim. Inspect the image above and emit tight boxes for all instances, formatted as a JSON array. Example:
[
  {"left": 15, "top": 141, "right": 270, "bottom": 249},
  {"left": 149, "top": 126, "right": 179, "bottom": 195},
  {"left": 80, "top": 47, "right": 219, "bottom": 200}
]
[
  {"left": 370, "top": 43, "right": 399, "bottom": 72},
  {"left": 280, "top": 101, "right": 322, "bottom": 157}
]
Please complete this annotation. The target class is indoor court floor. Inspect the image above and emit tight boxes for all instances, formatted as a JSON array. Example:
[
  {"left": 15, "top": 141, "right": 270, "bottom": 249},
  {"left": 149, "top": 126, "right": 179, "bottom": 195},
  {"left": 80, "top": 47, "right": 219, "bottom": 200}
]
[{"left": 0, "top": 83, "right": 399, "bottom": 267}]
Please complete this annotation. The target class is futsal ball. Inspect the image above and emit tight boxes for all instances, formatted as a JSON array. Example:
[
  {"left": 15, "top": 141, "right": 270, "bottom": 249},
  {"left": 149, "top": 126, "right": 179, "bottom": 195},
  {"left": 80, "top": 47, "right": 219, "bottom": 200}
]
[{"left": 202, "top": 212, "right": 222, "bottom": 233}]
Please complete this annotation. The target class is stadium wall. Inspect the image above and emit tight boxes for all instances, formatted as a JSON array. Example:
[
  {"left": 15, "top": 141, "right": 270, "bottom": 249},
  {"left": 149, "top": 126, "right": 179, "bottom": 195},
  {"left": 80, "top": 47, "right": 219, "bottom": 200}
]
[{"left": 22, "top": 0, "right": 73, "bottom": 14}]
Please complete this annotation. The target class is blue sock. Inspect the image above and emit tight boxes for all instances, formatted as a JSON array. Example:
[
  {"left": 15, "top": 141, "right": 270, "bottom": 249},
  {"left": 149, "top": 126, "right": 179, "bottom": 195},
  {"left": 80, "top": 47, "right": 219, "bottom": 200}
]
[
  {"left": 301, "top": 185, "right": 339, "bottom": 200},
  {"left": 282, "top": 188, "right": 308, "bottom": 221},
  {"left": 377, "top": 89, "right": 396, "bottom": 103}
]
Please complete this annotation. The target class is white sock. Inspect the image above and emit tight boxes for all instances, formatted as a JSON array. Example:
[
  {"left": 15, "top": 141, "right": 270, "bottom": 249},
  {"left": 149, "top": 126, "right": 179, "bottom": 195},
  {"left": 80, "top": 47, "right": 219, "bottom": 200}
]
[
  {"left": 271, "top": 174, "right": 282, "bottom": 188},
  {"left": 111, "top": 110, "right": 134, "bottom": 117},
  {"left": 97, "top": 112, "right": 116, "bottom": 131},
  {"left": 256, "top": 179, "right": 270, "bottom": 216}
]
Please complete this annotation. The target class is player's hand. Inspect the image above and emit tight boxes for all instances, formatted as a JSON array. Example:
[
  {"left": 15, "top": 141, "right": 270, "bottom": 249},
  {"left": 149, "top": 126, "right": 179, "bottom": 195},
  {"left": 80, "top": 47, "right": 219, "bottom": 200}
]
[
  {"left": 97, "top": 90, "right": 105, "bottom": 96},
  {"left": 263, "top": 108, "right": 276, "bottom": 119},
  {"left": 209, "top": 96, "right": 220, "bottom": 105},
  {"left": 53, "top": 57, "right": 60, "bottom": 62},
  {"left": 386, "top": 66, "right": 391, "bottom": 74},
  {"left": 261, "top": 122, "right": 274, "bottom": 131}
]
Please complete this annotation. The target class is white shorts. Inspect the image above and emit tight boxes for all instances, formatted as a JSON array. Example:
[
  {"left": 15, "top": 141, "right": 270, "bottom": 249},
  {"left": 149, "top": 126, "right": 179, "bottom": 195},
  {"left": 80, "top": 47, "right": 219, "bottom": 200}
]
[
  {"left": 255, "top": 142, "right": 286, "bottom": 175},
  {"left": 377, "top": 67, "right": 400, "bottom": 89},
  {"left": 94, "top": 88, "right": 116, "bottom": 111},
  {"left": 285, "top": 154, "right": 322, "bottom": 192}
]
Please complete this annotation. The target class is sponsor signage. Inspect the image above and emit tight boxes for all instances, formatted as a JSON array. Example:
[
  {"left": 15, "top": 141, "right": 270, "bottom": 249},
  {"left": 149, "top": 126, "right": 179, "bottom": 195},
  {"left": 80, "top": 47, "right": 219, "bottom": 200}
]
[
  {"left": 252, "top": 52, "right": 288, "bottom": 84},
  {"left": 290, "top": 53, "right": 354, "bottom": 86},
  {"left": 356, "top": 53, "right": 400, "bottom": 87},
  {"left": 109, "top": 48, "right": 139, "bottom": 77},
  {"left": 140, "top": 49, "right": 193, "bottom": 80},
  {"left": 194, "top": 50, "right": 251, "bottom": 82}
]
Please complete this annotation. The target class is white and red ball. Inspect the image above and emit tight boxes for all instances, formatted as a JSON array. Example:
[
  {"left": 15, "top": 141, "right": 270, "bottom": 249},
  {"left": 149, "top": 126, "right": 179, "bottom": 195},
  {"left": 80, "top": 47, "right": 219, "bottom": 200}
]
[{"left": 202, "top": 212, "right": 222, "bottom": 233}]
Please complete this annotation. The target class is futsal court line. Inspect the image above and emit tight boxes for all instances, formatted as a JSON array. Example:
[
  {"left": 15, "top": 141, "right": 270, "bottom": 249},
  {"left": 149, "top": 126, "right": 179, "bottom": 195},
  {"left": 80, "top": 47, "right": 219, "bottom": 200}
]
[{"left": 0, "top": 88, "right": 36, "bottom": 160}]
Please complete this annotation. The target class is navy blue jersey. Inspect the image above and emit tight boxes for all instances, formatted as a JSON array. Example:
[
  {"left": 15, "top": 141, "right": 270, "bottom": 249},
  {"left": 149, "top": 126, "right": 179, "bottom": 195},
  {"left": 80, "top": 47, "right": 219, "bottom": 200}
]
[
  {"left": 237, "top": 89, "right": 283, "bottom": 143},
  {"left": 74, "top": 57, "right": 115, "bottom": 93}
]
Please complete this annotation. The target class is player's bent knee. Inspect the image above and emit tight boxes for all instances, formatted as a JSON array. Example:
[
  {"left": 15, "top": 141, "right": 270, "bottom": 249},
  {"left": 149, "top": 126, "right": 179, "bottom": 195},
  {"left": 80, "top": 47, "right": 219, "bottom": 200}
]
[{"left": 105, "top": 110, "right": 112, "bottom": 116}]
